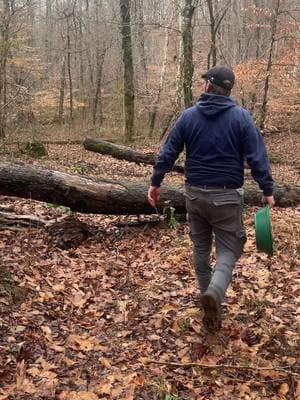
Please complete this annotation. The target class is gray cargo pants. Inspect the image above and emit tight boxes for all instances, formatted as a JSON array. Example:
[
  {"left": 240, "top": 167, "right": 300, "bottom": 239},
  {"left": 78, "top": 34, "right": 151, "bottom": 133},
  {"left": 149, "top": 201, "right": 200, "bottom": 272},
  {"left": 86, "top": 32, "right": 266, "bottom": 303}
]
[{"left": 185, "top": 185, "right": 247, "bottom": 302}]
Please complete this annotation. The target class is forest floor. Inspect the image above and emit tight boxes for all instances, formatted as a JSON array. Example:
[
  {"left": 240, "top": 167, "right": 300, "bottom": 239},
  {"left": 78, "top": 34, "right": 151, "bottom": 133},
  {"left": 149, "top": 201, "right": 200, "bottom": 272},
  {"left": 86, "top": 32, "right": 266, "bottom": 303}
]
[{"left": 0, "top": 130, "right": 299, "bottom": 400}]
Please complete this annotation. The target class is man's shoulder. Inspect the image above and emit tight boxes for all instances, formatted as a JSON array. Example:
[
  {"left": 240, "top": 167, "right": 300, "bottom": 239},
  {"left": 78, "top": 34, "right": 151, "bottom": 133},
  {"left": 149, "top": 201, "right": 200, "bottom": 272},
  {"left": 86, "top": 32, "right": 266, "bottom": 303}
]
[
  {"left": 230, "top": 103, "right": 252, "bottom": 122},
  {"left": 229, "top": 101, "right": 248, "bottom": 114},
  {"left": 183, "top": 104, "right": 199, "bottom": 115}
]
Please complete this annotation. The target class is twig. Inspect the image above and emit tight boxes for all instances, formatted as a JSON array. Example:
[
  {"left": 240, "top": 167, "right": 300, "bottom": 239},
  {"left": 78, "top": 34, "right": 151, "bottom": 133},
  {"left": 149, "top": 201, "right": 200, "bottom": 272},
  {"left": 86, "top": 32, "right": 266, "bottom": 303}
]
[{"left": 146, "top": 360, "right": 300, "bottom": 377}]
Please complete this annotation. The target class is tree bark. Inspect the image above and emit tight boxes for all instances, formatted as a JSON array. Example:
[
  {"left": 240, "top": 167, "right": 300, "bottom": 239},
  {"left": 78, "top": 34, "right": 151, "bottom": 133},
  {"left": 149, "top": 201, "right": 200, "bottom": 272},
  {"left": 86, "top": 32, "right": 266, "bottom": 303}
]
[
  {"left": 0, "top": 0, "right": 10, "bottom": 138},
  {"left": 205, "top": 0, "right": 229, "bottom": 68},
  {"left": 66, "top": 18, "right": 74, "bottom": 122},
  {"left": 0, "top": 211, "right": 48, "bottom": 229},
  {"left": 175, "top": 0, "right": 196, "bottom": 111},
  {"left": 181, "top": 0, "right": 196, "bottom": 108},
  {"left": 132, "top": 0, "right": 148, "bottom": 93},
  {"left": 92, "top": 51, "right": 104, "bottom": 125},
  {"left": 83, "top": 137, "right": 185, "bottom": 173},
  {"left": 206, "top": 0, "right": 217, "bottom": 68},
  {"left": 83, "top": 137, "right": 294, "bottom": 171},
  {"left": 58, "top": 54, "right": 66, "bottom": 124},
  {"left": 148, "top": 13, "right": 173, "bottom": 138},
  {"left": 259, "top": 0, "right": 280, "bottom": 131},
  {"left": 0, "top": 163, "right": 299, "bottom": 216},
  {"left": 120, "top": 0, "right": 135, "bottom": 143}
]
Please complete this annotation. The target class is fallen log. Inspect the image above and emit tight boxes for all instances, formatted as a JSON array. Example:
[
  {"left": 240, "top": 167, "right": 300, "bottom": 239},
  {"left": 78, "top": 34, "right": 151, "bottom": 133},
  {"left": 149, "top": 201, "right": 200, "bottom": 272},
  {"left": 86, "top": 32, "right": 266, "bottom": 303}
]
[
  {"left": 83, "top": 138, "right": 294, "bottom": 173},
  {"left": 0, "top": 162, "right": 299, "bottom": 215},
  {"left": 83, "top": 137, "right": 185, "bottom": 173},
  {"left": 0, "top": 211, "right": 48, "bottom": 229}
]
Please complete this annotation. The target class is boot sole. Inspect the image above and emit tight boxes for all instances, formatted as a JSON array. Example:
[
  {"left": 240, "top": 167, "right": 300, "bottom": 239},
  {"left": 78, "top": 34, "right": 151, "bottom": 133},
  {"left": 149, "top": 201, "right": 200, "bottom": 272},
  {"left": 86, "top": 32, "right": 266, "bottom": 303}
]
[{"left": 201, "top": 293, "right": 222, "bottom": 332}]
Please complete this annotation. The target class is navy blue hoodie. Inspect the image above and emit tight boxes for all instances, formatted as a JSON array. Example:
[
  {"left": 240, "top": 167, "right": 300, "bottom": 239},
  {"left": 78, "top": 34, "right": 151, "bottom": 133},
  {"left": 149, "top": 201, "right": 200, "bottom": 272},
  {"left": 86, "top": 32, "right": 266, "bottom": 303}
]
[{"left": 151, "top": 93, "right": 274, "bottom": 196}]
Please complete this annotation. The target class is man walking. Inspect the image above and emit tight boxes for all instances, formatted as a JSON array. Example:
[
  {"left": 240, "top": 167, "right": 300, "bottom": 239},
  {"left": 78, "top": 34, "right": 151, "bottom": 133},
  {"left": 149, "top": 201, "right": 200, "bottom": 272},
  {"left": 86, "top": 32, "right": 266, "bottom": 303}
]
[{"left": 148, "top": 65, "right": 275, "bottom": 331}]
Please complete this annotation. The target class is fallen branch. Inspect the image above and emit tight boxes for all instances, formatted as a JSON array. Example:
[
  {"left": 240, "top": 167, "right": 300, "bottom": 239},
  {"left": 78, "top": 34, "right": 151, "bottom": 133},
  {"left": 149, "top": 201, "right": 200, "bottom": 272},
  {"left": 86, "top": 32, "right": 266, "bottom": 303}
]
[
  {"left": 0, "top": 211, "right": 48, "bottom": 229},
  {"left": 147, "top": 360, "right": 300, "bottom": 377}
]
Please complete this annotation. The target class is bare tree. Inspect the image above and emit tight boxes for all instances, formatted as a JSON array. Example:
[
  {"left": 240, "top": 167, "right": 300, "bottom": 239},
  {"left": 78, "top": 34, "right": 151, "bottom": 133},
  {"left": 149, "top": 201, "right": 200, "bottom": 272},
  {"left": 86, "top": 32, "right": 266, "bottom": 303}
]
[
  {"left": 58, "top": 53, "right": 66, "bottom": 124},
  {"left": 132, "top": 0, "right": 148, "bottom": 93},
  {"left": 260, "top": 0, "right": 281, "bottom": 130},
  {"left": 0, "top": 0, "right": 11, "bottom": 138},
  {"left": 175, "top": 0, "right": 197, "bottom": 112},
  {"left": 120, "top": 0, "right": 135, "bottom": 143},
  {"left": 148, "top": 12, "right": 174, "bottom": 137},
  {"left": 181, "top": 0, "right": 196, "bottom": 108},
  {"left": 205, "top": 0, "right": 230, "bottom": 68}
]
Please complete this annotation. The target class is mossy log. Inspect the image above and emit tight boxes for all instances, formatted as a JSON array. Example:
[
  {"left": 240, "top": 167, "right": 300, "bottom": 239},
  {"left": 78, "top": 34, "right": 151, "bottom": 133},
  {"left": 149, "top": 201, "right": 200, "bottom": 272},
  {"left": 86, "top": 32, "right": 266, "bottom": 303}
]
[
  {"left": 83, "top": 137, "right": 185, "bottom": 173},
  {"left": 0, "top": 162, "right": 299, "bottom": 215}
]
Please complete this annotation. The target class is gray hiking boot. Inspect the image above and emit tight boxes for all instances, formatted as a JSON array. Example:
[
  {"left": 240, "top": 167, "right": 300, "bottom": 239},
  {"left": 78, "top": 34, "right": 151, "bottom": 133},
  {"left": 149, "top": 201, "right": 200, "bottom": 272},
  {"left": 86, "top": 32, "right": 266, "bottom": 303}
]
[{"left": 201, "top": 289, "right": 222, "bottom": 332}]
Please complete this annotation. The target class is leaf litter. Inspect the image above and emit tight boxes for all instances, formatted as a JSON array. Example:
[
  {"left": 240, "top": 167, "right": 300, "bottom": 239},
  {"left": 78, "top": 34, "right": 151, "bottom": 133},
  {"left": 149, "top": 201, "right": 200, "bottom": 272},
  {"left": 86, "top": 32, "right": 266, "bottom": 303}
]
[{"left": 0, "top": 143, "right": 299, "bottom": 399}]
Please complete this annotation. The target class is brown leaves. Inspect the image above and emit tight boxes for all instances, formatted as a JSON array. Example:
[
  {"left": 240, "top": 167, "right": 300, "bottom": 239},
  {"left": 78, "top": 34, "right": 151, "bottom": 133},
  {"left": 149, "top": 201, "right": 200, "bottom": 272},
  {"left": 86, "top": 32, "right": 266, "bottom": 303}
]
[
  {"left": 0, "top": 150, "right": 299, "bottom": 400},
  {"left": 296, "top": 381, "right": 300, "bottom": 400},
  {"left": 59, "top": 392, "right": 99, "bottom": 400},
  {"left": 66, "top": 335, "right": 100, "bottom": 352},
  {"left": 278, "top": 383, "right": 290, "bottom": 397}
]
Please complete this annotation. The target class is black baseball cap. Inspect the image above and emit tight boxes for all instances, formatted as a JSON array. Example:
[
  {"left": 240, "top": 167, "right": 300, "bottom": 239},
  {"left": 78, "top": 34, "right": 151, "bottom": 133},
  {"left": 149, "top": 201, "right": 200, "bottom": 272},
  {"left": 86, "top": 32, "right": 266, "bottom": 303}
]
[{"left": 202, "top": 65, "right": 235, "bottom": 90}]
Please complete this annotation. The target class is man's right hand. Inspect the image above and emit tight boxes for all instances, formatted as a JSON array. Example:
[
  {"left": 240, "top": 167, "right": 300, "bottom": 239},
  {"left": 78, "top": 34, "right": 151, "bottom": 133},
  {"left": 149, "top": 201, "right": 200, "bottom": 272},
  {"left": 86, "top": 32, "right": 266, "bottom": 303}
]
[
  {"left": 148, "top": 186, "right": 160, "bottom": 207},
  {"left": 262, "top": 195, "right": 275, "bottom": 208}
]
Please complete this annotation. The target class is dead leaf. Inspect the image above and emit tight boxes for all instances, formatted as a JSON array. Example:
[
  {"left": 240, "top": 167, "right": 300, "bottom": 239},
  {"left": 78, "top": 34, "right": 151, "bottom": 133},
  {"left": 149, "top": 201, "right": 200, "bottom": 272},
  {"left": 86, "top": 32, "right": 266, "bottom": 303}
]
[
  {"left": 190, "top": 319, "right": 201, "bottom": 334},
  {"left": 62, "top": 356, "right": 77, "bottom": 367},
  {"left": 160, "top": 303, "right": 178, "bottom": 314},
  {"left": 111, "top": 385, "right": 123, "bottom": 397},
  {"left": 50, "top": 343, "right": 65, "bottom": 353},
  {"left": 26, "top": 367, "right": 40, "bottom": 377},
  {"left": 52, "top": 283, "right": 65, "bottom": 292},
  {"left": 94, "top": 379, "right": 113, "bottom": 395},
  {"left": 295, "top": 380, "right": 300, "bottom": 400},
  {"left": 239, "top": 383, "right": 251, "bottom": 396},
  {"left": 99, "top": 357, "right": 111, "bottom": 368},
  {"left": 148, "top": 334, "right": 161, "bottom": 341},
  {"left": 39, "top": 370, "right": 57, "bottom": 380},
  {"left": 278, "top": 383, "right": 289, "bottom": 397},
  {"left": 58, "top": 391, "right": 99, "bottom": 400},
  {"left": 71, "top": 291, "right": 87, "bottom": 308},
  {"left": 66, "top": 335, "right": 99, "bottom": 352}
]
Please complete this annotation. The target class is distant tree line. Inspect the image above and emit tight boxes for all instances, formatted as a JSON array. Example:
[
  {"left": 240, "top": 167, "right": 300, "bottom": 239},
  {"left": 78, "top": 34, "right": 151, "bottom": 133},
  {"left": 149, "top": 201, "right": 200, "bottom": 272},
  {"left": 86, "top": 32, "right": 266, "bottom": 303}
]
[{"left": 0, "top": 0, "right": 299, "bottom": 142}]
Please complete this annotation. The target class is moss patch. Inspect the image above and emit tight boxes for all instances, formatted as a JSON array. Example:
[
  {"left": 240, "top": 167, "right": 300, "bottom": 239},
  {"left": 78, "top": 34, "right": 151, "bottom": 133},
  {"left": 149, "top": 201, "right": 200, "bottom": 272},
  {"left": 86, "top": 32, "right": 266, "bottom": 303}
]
[{"left": 22, "top": 141, "right": 48, "bottom": 158}]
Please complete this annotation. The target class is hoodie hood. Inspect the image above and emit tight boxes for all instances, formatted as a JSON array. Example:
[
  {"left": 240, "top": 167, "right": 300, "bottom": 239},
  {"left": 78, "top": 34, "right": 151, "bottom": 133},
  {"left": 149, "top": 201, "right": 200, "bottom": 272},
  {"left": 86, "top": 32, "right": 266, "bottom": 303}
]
[{"left": 196, "top": 93, "right": 236, "bottom": 117}]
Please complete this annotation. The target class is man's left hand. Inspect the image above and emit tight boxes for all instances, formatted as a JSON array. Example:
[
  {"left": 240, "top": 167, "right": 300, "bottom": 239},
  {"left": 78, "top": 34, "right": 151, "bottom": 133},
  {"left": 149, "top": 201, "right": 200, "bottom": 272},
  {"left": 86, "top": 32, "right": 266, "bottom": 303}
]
[{"left": 262, "top": 195, "right": 275, "bottom": 208}]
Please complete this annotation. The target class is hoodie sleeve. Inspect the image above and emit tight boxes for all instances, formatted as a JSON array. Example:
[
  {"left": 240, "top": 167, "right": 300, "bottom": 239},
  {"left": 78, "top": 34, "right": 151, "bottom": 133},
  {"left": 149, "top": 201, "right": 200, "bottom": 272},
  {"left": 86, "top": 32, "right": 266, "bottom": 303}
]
[
  {"left": 242, "top": 112, "right": 274, "bottom": 196},
  {"left": 151, "top": 113, "right": 186, "bottom": 187}
]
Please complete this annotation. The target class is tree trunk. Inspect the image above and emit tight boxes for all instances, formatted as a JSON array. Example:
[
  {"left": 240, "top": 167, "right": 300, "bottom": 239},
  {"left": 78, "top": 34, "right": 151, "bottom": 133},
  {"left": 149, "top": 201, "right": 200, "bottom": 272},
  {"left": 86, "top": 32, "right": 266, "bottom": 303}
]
[
  {"left": 58, "top": 54, "right": 66, "bottom": 123},
  {"left": 45, "top": 0, "right": 52, "bottom": 66},
  {"left": 92, "top": 52, "right": 104, "bottom": 125},
  {"left": 132, "top": 0, "right": 148, "bottom": 93},
  {"left": 66, "top": 18, "right": 74, "bottom": 122},
  {"left": 148, "top": 14, "right": 172, "bottom": 138},
  {"left": 175, "top": 1, "right": 184, "bottom": 114},
  {"left": 205, "top": 0, "right": 229, "bottom": 68},
  {"left": 120, "top": 0, "right": 135, "bottom": 143},
  {"left": 259, "top": 0, "right": 280, "bottom": 131},
  {"left": 0, "top": 0, "right": 10, "bottom": 138},
  {"left": 83, "top": 137, "right": 185, "bottom": 173},
  {"left": 92, "top": 0, "right": 105, "bottom": 126},
  {"left": 0, "top": 163, "right": 299, "bottom": 216},
  {"left": 83, "top": 137, "right": 292, "bottom": 172},
  {"left": 181, "top": 0, "right": 196, "bottom": 108},
  {"left": 206, "top": 0, "right": 217, "bottom": 68}
]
